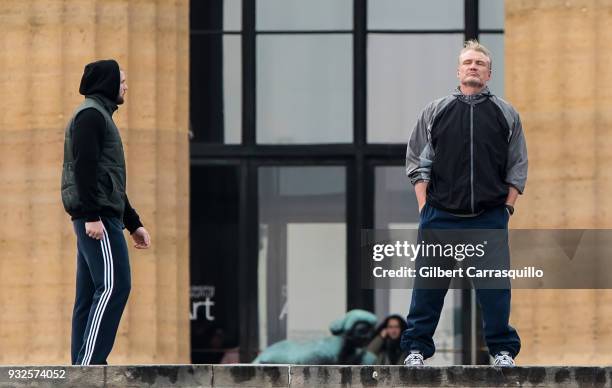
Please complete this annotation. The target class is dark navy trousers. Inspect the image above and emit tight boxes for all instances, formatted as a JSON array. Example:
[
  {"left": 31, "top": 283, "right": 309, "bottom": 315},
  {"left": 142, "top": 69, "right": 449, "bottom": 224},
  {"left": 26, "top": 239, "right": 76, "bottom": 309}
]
[
  {"left": 71, "top": 217, "right": 131, "bottom": 365},
  {"left": 400, "top": 202, "right": 521, "bottom": 359}
]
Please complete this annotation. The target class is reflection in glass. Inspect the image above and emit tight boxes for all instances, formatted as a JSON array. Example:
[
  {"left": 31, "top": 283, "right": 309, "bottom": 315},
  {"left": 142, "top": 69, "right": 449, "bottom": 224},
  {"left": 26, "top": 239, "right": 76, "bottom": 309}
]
[
  {"left": 257, "top": 35, "right": 352, "bottom": 144},
  {"left": 190, "top": 165, "right": 240, "bottom": 363},
  {"left": 258, "top": 166, "right": 346, "bottom": 351},
  {"left": 257, "top": 0, "right": 352, "bottom": 31},
  {"left": 368, "top": 0, "right": 463, "bottom": 30},
  {"left": 367, "top": 34, "right": 463, "bottom": 143},
  {"left": 479, "top": 0, "right": 504, "bottom": 30},
  {"left": 190, "top": 0, "right": 242, "bottom": 31},
  {"left": 190, "top": 35, "right": 241, "bottom": 143},
  {"left": 480, "top": 34, "right": 505, "bottom": 98}
]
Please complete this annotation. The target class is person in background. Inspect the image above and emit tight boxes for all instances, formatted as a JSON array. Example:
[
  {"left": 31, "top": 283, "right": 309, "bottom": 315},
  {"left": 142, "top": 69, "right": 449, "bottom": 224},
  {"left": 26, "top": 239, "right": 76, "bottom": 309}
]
[{"left": 367, "top": 315, "right": 408, "bottom": 365}]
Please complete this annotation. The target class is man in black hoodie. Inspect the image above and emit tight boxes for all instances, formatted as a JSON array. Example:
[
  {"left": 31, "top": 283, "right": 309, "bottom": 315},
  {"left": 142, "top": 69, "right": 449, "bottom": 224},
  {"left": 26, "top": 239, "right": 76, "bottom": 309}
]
[{"left": 61, "top": 59, "right": 151, "bottom": 365}]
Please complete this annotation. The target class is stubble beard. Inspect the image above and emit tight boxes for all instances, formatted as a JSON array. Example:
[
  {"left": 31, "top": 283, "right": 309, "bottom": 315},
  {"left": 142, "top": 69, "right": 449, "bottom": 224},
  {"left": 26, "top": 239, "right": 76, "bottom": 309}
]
[{"left": 462, "top": 76, "right": 484, "bottom": 88}]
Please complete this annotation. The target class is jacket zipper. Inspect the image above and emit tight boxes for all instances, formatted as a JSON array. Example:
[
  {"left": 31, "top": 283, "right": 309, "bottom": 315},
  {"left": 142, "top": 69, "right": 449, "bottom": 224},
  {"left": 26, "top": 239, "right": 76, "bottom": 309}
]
[{"left": 470, "top": 102, "right": 475, "bottom": 213}]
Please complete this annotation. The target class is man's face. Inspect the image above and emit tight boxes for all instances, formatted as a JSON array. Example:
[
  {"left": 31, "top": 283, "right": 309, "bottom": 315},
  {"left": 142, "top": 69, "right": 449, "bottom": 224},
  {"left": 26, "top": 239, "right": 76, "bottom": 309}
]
[
  {"left": 457, "top": 49, "right": 491, "bottom": 89},
  {"left": 385, "top": 318, "right": 402, "bottom": 340},
  {"left": 117, "top": 70, "right": 128, "bottom": 105}
]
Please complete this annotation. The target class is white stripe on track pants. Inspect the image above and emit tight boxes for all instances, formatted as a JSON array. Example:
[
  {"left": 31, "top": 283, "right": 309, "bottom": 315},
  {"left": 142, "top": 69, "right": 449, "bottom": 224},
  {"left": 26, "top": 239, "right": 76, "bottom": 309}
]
[{"left": 71, "top": 217, "right": 131, "bottom": 365}]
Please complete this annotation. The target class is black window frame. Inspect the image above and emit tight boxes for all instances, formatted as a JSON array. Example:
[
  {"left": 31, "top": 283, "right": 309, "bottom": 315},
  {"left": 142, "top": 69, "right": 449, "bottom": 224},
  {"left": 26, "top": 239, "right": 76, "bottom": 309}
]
[{"left": 189, "top": 0, "right": 503, "bottom": 364}]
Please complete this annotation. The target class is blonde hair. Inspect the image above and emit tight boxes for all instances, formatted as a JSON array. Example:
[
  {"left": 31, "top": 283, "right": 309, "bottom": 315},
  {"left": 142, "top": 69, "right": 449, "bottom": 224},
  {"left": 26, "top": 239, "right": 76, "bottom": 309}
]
[{"left": 459, "top": 39, "right": 492, "bottom": 70}]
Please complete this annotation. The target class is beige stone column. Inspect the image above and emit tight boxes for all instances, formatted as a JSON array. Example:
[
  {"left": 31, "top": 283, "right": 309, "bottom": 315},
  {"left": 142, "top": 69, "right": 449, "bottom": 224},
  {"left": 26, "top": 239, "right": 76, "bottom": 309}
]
[
  {"left": 0, "top": 0, "right": 189, "bottom": 364},
  {"left": 507, "top": 0, "right": 612, "bottom": 365}
]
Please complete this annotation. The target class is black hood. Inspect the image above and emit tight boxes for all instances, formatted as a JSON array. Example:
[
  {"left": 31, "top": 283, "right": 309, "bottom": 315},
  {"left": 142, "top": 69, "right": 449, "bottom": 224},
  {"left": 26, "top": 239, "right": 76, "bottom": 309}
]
[{"left": 79, "top": 59, "right": 120, "bottom": 101}]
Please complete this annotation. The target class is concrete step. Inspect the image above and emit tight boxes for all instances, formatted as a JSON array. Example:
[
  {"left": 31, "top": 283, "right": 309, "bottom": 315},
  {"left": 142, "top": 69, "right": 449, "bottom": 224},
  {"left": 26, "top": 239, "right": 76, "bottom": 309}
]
[{"left": 0, "top": 365, "right": 608, "bottom": 387}]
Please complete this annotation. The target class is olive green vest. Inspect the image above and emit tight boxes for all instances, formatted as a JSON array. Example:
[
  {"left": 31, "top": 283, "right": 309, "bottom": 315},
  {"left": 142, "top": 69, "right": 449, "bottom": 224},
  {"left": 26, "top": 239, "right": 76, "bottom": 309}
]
[{"left": 61, "top": 97, "right": 127, "bottom": 219}]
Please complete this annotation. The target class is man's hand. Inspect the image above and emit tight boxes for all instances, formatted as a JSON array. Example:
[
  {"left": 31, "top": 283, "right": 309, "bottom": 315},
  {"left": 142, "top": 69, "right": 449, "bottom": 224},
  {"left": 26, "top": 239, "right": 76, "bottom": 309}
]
[
  {"left": 505, "top": 186, "right": 520, "bottom": 216},
  {"left": 131, "top": 227, "right": 151, "bottom": 249},
  {"left": 415, "top": 181, "right": 429, "bottom": 212},
  {"left": 85, "top": 221, "right": 105, "bottom": 240},
  {"left": 505, "top": 186, "right": 519, "bottom": 206}
]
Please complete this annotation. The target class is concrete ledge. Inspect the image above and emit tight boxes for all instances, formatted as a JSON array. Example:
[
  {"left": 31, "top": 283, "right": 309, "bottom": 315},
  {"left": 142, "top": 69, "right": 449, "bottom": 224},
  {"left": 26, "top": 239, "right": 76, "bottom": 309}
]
[{"left": 0, "top": 365, "right": 610, "bottom": 387}]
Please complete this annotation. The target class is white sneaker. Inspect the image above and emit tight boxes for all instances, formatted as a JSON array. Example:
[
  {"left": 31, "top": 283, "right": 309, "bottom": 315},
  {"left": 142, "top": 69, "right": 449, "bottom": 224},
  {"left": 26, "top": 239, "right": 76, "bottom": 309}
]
[
  {"left": 404, "top": 350, "right": 424, "bottom": 366},
  {"left": 493, "top": 351, "right": 515, "bottom": 367}
]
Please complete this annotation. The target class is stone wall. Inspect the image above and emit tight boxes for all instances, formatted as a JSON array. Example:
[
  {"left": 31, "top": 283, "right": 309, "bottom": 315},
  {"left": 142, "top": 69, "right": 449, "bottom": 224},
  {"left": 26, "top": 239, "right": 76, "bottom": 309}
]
[
  {"left": 506, "top": 0, "right": 612, "bottom": 365},
  {"left": 0, "top": 0, "right": 190, "bottom": 364}
]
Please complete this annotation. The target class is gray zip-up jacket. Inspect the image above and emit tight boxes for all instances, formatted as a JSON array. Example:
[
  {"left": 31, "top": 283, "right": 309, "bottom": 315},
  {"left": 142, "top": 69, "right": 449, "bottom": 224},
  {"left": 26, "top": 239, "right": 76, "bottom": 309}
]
[{"left": 406, "top": 87, "right": 528, "bottom": 214}]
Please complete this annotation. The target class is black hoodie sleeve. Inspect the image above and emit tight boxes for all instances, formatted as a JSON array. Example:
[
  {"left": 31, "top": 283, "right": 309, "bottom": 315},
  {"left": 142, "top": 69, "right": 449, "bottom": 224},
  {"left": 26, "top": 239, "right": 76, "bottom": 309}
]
[
  {"left": 123, "top": 195, "right": 144, "bottom": 234},
  {"left": 73, "top": 108, "right": 106, "bottom": 222}
]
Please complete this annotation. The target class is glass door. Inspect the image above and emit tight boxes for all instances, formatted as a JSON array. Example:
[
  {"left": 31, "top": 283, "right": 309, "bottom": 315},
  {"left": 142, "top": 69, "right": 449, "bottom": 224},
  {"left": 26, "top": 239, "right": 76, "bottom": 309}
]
[{"left": 257, "top": 165, "right": 347, "bottom": 352}]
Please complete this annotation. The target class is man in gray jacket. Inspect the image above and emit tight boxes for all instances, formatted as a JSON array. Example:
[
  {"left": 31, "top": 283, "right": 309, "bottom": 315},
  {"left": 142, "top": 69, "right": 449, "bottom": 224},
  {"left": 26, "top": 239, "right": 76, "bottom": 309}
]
[{"left": 401, "top": 41, "right": 527, "bottom": 367}]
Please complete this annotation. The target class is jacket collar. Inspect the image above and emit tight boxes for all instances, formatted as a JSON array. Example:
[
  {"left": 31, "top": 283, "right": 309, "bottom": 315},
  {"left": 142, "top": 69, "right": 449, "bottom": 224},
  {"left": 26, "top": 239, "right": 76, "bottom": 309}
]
[
  {"left": 86, "top": 94, "right": 118, "bottom": 116},
  {"left": 452, "top": 86, "right": 492, "bottom": 104}
]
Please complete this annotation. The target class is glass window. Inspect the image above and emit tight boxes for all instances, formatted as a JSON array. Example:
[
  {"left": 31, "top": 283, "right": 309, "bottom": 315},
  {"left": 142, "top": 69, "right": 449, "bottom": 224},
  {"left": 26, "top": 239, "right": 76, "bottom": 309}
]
[
  {"left": 257, "top": 35, "right": 353, "bottom": 144},
  {"left": 479, "top": 0, "right": 504, "bottom": 30},
  {"left": 256, "top": 0, "right": 352, "bottom": 31},
  {"left": 190, "top": 35, "right": 241, "bottom": 144},
  {"left": 190, "top": 0, "right": 242, "bottom": 31},
  {"left": 258, "top": 166, "right": 346, "bottom": 350},
  {"left": 479, "top": 34, "right": 504, "bottom": 97},
  {"left": 368, "top": 0, "right": 463, "bottom": 30},
  {"left": 190, "top": 165, "right": 240, "bottom": 363},
  {"left": 373, "top": 166, "right": 461, "bottom": 365},
  {"left": 374, "top": 166, "right": 419, "bottom": 228},
  {"left": 367, "top": 34, "right": 464, "bottom": 143}
]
